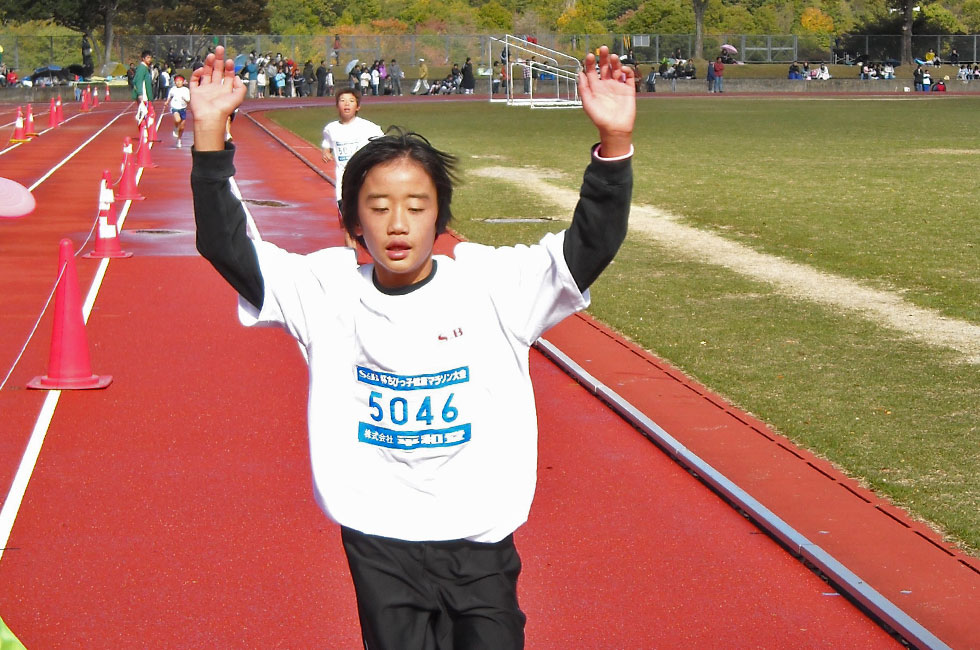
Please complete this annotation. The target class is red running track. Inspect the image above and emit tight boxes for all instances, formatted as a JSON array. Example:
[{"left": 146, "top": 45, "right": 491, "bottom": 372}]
[{"left": 0, "top": 97, "right": 972, "bottom": 647}]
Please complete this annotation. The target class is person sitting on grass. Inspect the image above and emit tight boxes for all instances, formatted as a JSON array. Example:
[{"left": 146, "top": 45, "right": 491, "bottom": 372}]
[{"left": 189, "top": 44, "right": 634, "bottom": 649}]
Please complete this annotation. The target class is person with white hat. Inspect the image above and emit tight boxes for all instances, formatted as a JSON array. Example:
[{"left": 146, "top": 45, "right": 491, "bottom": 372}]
[{"left": 412, "top": 57, "right": 430, "bottom": 94}]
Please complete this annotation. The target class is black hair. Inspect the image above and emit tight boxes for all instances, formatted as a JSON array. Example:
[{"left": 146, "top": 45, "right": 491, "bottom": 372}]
[
  {"left": 341, "top": 128, "right": 458, "bottom": 247},
  {"left": 141, "top": 50, "right": 153, "bottom": 59},
  {"left": 336, "top": 88, "right": 361, "bottom": 105}
]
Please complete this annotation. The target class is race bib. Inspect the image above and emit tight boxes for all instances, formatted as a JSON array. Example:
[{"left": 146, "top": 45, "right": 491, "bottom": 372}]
[{"left": 355, "top": 365, "right": 472, "bottom": 451}]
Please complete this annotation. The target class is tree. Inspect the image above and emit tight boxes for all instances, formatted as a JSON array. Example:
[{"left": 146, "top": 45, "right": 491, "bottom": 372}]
[
  {"left": 692, "top": 0, "right": 708, "bottom": 59},
  {"left": 477, "top": 1, "right": 514, "bottom": 30},
  {"left": 964, "top": 0, "right": 980, "bottom": 33},
  {"left": 5, "top": 0, "right": 130, "bottom": 74}
]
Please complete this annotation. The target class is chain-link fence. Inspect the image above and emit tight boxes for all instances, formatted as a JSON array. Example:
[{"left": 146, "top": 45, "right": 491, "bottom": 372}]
[{"left": 2, "top": 33, "right": 980, "bottom": 79}]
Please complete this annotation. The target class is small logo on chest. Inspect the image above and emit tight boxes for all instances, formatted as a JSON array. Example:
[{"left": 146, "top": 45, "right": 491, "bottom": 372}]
[{"left": 438, "top": 327, "right": 464, "bottom": 342}]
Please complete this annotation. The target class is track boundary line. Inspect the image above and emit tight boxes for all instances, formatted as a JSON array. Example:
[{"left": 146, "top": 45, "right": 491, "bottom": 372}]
[
  {"left": 0, "top": 258, "right": 111, "bottom": 564},
  {"left": 0, "top": 106, "right": 150, "bottom": 563},
  {"left": 534, "top": 336, "right": 951, "bottom": 650},
  {"left": 26, "top": 110, "right": 128, "bottom": 191}
]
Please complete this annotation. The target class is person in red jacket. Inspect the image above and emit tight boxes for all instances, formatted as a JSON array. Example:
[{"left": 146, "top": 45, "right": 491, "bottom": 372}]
[{"left": 713, "top": 57, "right": 725, "bottom": 93}]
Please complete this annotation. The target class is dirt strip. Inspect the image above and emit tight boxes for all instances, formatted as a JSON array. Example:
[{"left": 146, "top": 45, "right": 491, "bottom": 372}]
[{"left": 472, "top": 165, "right": 980, "bottom": 364}]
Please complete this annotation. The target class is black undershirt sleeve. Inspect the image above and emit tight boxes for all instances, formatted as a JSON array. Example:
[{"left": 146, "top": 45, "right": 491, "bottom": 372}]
[
  {"left": 190, "top": 144, "right": 265, "bottom": 310},
  {"left": 563, "top": 147, "right": 633, "bottom": 292},
  {"left": 190, "top": 144, "right": 628, "bottom": 307}
]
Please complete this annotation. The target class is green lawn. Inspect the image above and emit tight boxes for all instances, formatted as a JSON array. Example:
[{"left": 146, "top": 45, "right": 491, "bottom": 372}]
[
  {"left": 0, "top": 616, "right": 26, "bottom": 649},
  {"left": 268, "top": 95, "right": 980, "bottom": 553}
]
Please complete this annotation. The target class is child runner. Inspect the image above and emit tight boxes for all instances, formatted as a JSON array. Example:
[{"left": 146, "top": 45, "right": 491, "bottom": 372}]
[
  {"left": 320, "top": 89, "right": 384, "bottom": 213},
  {"left": 189, "top": 45, "right": 634, "bottom": 649},
  {"left": 164, "top": 74, "right": 190, "bottom": 147}
]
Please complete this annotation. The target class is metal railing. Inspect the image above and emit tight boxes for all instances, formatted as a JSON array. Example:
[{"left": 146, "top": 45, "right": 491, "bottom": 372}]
[
  {"left": 488, "top": 35, "right": 581, "bottom": 109},
  {"left": 2, "top": 33, "right": 979, "bottom": 81}
]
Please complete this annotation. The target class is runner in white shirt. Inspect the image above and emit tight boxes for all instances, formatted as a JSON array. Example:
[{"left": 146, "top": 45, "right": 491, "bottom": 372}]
[
  {"left": 164, "top": 74, "right": 191, "bottom": 147},
  {"left": 320, "top": 89, "right": 384, "bottom": 213}
]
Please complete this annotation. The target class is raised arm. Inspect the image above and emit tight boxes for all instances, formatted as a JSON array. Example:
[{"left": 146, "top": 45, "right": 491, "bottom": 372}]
[
  {"left": 564, "top": 46, "right": 635, "bottom": 291},
  {"left": 578, "top": 46, "right": 635, "bottom": 158},
  {"left": 189, "top": 46, "right": 264, "bottom": 309}
]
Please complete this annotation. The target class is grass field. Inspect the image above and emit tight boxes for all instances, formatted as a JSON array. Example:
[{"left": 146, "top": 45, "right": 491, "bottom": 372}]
[{"left": 269, "top": 94, "right": 979, "bottom": 554}]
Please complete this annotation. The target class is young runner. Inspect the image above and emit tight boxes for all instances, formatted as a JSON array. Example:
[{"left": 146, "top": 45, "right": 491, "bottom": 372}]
[
  {"left": 320, "top": 89, "right": 384, "bottom": 212},
  {"left": 189, "top": 44, "right": 635, "bottom": 649},
  {"left": 164, "top": 74, "right": 190, "bottom": 147}
]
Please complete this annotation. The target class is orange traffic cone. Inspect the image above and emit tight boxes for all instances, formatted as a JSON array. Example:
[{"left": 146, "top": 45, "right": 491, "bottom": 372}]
[
  {"left": 146, "top": 103, "right": 160, "bottom": 142},
  {"left": 24, "top": 104, "right": 39, "bottom": 137},
  {"left": 56, "top": 96, "right": 64, "bottom": 123},
  {"left": 84, "top": 170, "right": 132, "bottom": 259},
  {"left": 115, "top": 137, "right": 144, "bottom": 201},
  {"left": 105, "top": 84, "right": 111, "bottom": 102},
  {"left": 92, "top": 87, "right": 100, "bottom": 108},
  {"left": 27, "top": 239, "right": 112, "bottom": 390},
  {"left": 9, "top": 107, "right": 30, "bottom": 144},
  {"left": 48, "top": 98, "right": 59, "bottom": 129},
  {"left": 81, "top": 88, "right": 91, "bottom": 111},
  {"left": 136, "top": 124, "right": 157, "bottom": 169}
]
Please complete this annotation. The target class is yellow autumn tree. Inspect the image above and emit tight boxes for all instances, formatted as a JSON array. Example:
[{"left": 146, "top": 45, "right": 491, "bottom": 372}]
[{"left": 799, "top": 7, "right": 834, "bottom": 35}]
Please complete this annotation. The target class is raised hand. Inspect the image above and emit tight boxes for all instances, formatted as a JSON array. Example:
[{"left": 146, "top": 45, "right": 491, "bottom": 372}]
[
  {"left": 578, "top": 46, "right": 635, "bottom": 158},
  {"left": 189, "top": 46, "right": 246, "bottom": 151}
]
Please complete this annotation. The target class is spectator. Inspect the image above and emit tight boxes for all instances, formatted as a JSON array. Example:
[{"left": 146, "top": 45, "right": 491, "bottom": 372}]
[
  {"left": 257, "top": 68, "right": 267, "bottom": 98},
  {"left": 158, "top": 66, "right": 171, "bottom": 100},
  {"left": 523, "top": 59, "right": 532, "bottom": 93},
  {"left": 461, "top": 57, "right": 475, "bottom": 94},
  {"left": 412, "top": 58, "right": 429, "bottom": 94},
  {"left": 950, "top": 49, "right": 960, "bottom": 65},
  {"left": 370, "top": 62, "right": 380, "bottom": 96},
  {"left": 359, "top": 66, "right": 371, "bottom": 95},
  {"left": 378, "top": 59, "right": 389, "bottom": 94},
  {"left": 712, "top": 56, "right": 724, "bottom": 93},
  {"left": 788, "top": 61, "right": 802, "bottom": 80},
  {"left": 316, "top": 60, "right": 328, "bottom": 97},
  {"left": 706, "top": 57, "right": 715, "bottom": 92},
  {"left": 303, "top": 60, "right": 315, "bottom": 97},
  {"left": 914, "top": 64, "right": 924, "bottom": 91},
  {"left": 274, "top": 65, "right": 286, "bottom": 97},
  {"left": 131, "top": 51, "right": 154, "bottom": 103},
  {"left": 389, "top": 59, "right": 403, "bottom": 96},
  {"left": 246, "top": 56, "right": 258, "bottom": 98},
  {"left": 645, "top": 67, "right": 656, "bottom": 92},
  {"left": 933, "top": 78, "right": 947, "bottom": 92}
]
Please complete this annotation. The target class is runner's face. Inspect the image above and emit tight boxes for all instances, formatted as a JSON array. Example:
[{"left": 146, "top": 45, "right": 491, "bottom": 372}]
[
  {"left": 336, "top": 94, "right": 359, "bottom": 122},
  {"left": 355, "top": 158, "right": 438, "bottom": 290}
]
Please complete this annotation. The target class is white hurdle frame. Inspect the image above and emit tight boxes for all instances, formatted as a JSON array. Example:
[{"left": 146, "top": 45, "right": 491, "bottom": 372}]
[{"left": 488, "top": 35, "right": 582, "bottom": 109}]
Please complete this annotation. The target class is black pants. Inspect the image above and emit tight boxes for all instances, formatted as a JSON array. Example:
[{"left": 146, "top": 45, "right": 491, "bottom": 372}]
[{"left": 341, "top": 527, "right": 526, "bottom": 650}]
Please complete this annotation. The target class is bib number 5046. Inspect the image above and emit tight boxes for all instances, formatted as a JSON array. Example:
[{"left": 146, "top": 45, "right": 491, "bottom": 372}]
[{"left": 368, "top": 391, "right": 459, "bottom": 426}]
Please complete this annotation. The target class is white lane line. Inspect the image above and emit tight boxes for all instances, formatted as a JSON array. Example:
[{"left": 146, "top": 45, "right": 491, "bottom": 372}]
[
  {"left": 0, "top": 108, "right": 133, "bottom": 563},
  {"left": 0, "top": 256, "right": 110, "bottom": 562},
  {"left": 27, "top": 111, "right": 127, "bottom": 191}
]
